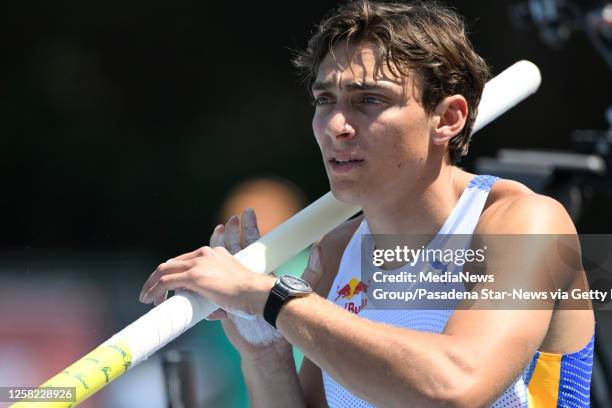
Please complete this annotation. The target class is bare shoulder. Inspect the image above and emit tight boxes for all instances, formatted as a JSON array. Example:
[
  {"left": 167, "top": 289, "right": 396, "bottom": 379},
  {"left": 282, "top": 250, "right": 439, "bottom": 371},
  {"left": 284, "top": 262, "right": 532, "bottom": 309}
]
[
  {"left": 312, "top": 214, "right": 364, "bottom": 296},
  {"left": 477, "top": 179, "right": 576, "bottom": 234},
  {"left": 474, "top": 179, "right": 594, "bottom": 354},
  {"left": 319, "top": 214, "right": 364, "bottom": 252}
]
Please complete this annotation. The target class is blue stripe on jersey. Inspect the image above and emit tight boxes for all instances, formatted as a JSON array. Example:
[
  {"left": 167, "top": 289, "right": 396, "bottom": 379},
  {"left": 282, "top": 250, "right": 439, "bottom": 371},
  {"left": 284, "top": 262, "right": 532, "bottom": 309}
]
[
  {"left": 467, "top": 174, "right": 500, "bottom": 191},
  {"left": 557, "top": 334, "right": 594, "bottom": 407}
]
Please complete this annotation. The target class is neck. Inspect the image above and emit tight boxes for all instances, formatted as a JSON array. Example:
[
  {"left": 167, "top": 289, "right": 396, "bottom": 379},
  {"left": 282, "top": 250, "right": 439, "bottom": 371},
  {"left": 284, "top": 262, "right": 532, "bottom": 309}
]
[{"left": 362, "top": 165, "right": 468, "bottom": 236}]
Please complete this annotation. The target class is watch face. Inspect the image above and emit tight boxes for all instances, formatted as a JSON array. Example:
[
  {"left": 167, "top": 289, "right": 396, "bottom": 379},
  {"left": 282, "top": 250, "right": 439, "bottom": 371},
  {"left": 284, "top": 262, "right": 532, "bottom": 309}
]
[{"left": 280, "top": 275, "right": 312, "bottom": 293}]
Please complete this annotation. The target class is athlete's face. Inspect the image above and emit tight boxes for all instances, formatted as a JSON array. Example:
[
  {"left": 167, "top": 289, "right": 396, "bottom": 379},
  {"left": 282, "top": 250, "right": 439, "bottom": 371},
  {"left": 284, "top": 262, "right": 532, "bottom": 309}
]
[{"left": 311, "top": 42, "right": 435, "bottom": 206}]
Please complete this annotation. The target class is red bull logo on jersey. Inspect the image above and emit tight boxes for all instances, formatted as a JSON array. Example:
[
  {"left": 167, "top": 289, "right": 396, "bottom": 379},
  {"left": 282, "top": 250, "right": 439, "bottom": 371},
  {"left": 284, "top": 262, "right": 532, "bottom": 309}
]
[{"left": 335, "top": 277, "right": 369, "bottom": 314}]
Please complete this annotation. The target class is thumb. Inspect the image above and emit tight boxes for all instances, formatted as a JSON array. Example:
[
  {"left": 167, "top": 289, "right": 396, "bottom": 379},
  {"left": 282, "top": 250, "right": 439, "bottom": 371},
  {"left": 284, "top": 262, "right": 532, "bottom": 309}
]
[{"left": 301, "top": 245, "right": 323, "bottom": 290}]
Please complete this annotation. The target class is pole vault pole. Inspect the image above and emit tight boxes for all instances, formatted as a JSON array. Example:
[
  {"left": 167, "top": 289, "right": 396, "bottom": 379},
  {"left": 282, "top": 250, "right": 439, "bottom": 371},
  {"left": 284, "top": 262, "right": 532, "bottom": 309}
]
[{"left": 10, "top": 60, "right": 541, "bottom": 408}]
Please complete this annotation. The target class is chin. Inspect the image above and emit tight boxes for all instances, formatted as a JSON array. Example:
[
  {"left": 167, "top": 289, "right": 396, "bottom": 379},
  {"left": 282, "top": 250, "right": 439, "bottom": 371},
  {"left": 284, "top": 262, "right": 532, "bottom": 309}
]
[{"left": 329, "top": 180, "right": 365, "bottom": 205}]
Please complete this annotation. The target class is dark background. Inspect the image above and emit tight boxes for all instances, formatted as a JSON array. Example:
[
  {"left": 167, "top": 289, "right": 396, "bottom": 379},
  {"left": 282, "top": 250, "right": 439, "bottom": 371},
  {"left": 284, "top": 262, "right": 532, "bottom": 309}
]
[{"left": 1, "top": 0, "right": 611, "bottom": 257}]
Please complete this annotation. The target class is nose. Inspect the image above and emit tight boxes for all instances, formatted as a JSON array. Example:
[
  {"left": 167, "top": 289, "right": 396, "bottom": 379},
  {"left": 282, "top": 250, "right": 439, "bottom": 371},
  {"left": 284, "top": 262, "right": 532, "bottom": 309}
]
[{"left": 325, "top": 109, "right": 356, "bottom": 141}]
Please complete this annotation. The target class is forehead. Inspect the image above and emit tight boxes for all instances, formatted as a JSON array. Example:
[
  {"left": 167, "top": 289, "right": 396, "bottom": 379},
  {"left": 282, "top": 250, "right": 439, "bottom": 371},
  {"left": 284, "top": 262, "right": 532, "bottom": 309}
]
[{"left": 314, "top": 42, "right": 408, "bottom": 89}]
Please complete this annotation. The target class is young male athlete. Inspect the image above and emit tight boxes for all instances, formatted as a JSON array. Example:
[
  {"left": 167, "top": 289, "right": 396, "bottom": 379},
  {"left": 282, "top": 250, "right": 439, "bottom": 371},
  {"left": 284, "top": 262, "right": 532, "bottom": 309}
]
[{"left": 139, "top": 1, "right": 595, "bottom": 406}]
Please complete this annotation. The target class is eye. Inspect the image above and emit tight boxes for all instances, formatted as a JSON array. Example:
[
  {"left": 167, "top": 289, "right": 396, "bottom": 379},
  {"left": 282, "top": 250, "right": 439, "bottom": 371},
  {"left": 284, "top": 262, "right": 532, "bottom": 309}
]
[
  {"left": 312, "top": 95, "right": 334, "bottom": 106},
  {"left": 360, "top": 95, "right": 385, "bottom": 105}
]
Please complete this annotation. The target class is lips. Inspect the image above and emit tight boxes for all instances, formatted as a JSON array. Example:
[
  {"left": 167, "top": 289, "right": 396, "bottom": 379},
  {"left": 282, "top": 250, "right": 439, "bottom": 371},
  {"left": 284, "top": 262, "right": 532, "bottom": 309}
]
[
  {"left": 330, "top": 152, "right": 365, "bottom": 162},
  {"left": 328, "top": 155, "right": 365, "bottom": 173}
]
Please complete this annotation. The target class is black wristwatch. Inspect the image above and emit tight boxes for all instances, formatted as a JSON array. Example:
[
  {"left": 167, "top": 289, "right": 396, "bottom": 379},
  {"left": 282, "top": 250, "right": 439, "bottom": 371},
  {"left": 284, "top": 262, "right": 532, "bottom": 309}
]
[{"left": 263, "top": 275, "right": 312, "bottom": 329}]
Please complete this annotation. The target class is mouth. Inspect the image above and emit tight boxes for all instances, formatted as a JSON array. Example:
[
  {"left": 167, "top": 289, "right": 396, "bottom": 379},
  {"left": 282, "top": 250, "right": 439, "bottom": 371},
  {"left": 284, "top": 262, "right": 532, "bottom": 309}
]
[{"left": 328, "top": 156, "right": 365, "bottom": 173}]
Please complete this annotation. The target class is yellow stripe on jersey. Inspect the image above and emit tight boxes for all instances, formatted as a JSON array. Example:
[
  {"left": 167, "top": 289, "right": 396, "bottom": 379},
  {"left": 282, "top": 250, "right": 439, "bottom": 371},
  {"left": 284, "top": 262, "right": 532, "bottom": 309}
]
[{"left": 528, "top": 352, "right": 561, "bottom": 407}]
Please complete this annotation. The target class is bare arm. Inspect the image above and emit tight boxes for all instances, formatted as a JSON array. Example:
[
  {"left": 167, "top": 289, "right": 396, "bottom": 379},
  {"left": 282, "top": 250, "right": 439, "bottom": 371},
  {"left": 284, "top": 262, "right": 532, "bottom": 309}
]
[
  {"left": 297, "top": 217, "right": 360, "bottom": 408},
  {"left": 140, "top": 197, "right": 588, "bottom": 407},
  {"left": 299, "top": 357, "right": 328, "bottom": 408},
  {"left": 240, "top": 215, "right": 358, "bottom": 407},
  {"left": 275, "top": 196, "right": 585, "bottom": 407},
  {"left": 207, "top": 213, "right": 306, "bottom": 408},
  {"left": 242, "top": 344, "right": 307, "bottom": 408},
  {"left": 240, "top": 212, "right": 351, "bottom": 407}
]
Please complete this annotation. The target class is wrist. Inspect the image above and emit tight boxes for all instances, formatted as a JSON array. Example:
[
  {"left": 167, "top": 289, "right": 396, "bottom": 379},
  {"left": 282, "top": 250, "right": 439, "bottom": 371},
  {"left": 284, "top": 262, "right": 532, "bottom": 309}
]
[
  {"left": 262, "top": 275, "right": 313, "bottom": 329},
  {"left": 248, "top": 274, "right": 276, "bottom": 316}
]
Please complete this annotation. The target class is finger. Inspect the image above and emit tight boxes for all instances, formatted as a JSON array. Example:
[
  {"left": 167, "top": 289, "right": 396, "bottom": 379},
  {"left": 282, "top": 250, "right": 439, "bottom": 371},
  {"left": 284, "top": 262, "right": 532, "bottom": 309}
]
[
  {"left": 171, "top": 247, "right": 210, "bottom": 262},
  {"left": 301, "top": 245, "right": 323, "bottom": 289},
  {"left": 210, "top": 224, "right": 225, "bottom": 247},
  {"left": 140, "top": 259, "right": 192, "bottom": 299},
  {"left": 141, "top": 272, "right": 192, "bottom": 304},
  {"left": 205, "top": 308, "right": 228, "bottom": 321},
  {"left": 153, "top": 291, "right": 168, "bottom": 306},
  {"left": 241, "top": 208, "right": 261, "bottom": 246},
  {"left": 224, "top": 215, "right": 242, "bottom": 254},
  {"left": 139, "top": 260, "right": 193, "bottom": 302}
]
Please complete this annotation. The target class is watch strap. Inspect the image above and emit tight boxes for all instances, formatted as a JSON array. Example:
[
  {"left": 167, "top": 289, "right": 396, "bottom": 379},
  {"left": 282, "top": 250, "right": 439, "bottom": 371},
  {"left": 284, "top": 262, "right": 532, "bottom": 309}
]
[{"left": 263, "top": 285, "right": 287, "bottom": 329}]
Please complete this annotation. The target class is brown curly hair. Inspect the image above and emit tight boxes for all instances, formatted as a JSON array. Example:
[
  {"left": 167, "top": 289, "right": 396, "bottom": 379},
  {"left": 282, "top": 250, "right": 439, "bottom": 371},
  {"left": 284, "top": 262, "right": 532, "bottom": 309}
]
[{"left": 293, "top": 0, "right": 491, "bottom": 164}]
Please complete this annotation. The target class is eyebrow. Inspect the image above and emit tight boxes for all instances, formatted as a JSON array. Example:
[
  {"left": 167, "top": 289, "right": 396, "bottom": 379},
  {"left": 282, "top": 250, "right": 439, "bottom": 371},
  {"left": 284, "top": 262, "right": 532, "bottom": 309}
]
[{"left": 311, "top": 80, "right": 396, "bottom": 92}]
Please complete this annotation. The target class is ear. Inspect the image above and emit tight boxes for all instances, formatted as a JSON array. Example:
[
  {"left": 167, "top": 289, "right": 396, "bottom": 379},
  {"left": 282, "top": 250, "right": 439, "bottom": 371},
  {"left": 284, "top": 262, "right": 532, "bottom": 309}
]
[{"left": 431, "top": 95, "right": 468, "bottom": 146}]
